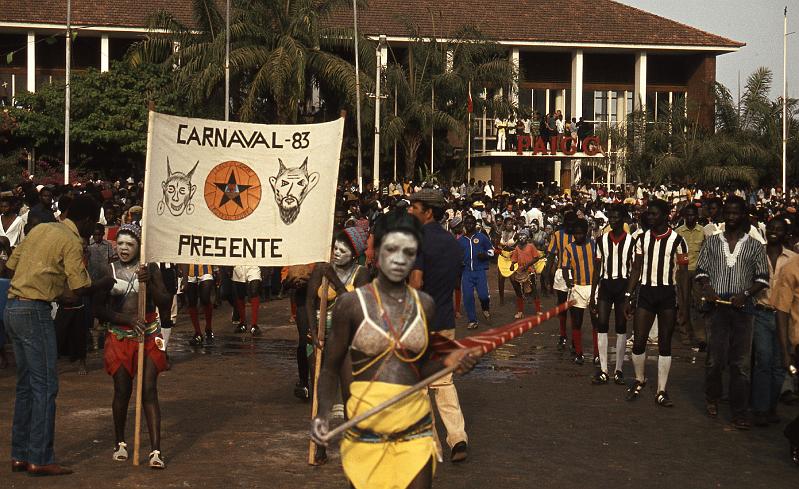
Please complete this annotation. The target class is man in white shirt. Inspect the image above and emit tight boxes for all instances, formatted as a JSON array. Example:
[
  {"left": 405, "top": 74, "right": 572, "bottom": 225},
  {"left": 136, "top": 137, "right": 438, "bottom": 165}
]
[{"left": 525, "top": 202, "right": 544, "bottom": 228}]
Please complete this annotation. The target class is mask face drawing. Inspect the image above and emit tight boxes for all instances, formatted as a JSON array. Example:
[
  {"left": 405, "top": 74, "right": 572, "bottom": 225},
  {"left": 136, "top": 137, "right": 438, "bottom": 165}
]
[
  {"left": 158, "top": 159, "right": 199, "bottom": 216},
  {"left": 268, "top": 157, "right": 319, "bottom": 225}
]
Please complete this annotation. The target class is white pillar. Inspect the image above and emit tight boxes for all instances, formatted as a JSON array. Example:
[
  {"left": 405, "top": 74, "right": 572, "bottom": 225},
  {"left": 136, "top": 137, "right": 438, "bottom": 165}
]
[
  {"left": 634, "top": 51, "right": 647, "bottom": 111},
  {"left": 26, "top": 31, "right": 35, "bottom": 93},
  {"left": 555, "top": 90, "right": 564, "bottom": 114},
  {"left": 554, "top": 160, "right": 562, "bottom": 186},
  {"left": 100, "top": 34, "right": 110, "bottom": 72},
  {"left": 510, "top": 48, "right": 520, "bottom": 106},
  {"left": 570, "top": 50, "right": 583, "bottom": 119}
]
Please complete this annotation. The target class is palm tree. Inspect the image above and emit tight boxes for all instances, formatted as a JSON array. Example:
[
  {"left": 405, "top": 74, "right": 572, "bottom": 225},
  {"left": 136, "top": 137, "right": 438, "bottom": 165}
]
[
  {"left": 130, "top": 0, "right": 374, "bottom": 123},
  {"left": 381, "top": 24, "right": 516, "bottom": 180}
]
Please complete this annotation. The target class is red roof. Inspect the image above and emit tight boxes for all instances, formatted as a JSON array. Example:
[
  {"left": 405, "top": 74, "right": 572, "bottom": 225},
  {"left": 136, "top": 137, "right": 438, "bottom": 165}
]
[{"left": 3, "top": 0, "right": 744, "bottom": 49}]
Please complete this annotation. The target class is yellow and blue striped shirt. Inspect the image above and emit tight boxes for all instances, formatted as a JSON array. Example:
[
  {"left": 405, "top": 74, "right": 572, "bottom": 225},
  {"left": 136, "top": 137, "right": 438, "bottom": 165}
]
[{"left": 561, "top": 240, "right": 597, "bottom": 286}]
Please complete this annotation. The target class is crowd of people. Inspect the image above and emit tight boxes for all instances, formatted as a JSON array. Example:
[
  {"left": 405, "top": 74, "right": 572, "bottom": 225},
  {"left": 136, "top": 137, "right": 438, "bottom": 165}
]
[
  {"left": 2, "top": 175, "right": 799, "bottom": 484},
  {"left": 491, "top": 110, "right": 594, "bottom": 152}
]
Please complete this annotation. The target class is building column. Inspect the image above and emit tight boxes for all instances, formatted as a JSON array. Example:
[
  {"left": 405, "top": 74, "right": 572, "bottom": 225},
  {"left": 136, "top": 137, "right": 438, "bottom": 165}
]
[
  {"left": 491, "top": 161, "right": 503, "bottom": 193},
  {"left": 100, "top": 34, "right": 110, "bottom": 72},
  {"left": 554, "top": 160, "right": 561, "bottom": 186},
  {"left": 26, "top": 31, "right": 35, "bottom": 93},
  {"left": 510, "top": 47, "right": 520, "bottom": 106},
  {"left": 570, "top": 49, "right": 583, "bottom": 119},
  {"left": 634, "top": 51, "right": 647, "bottom": 111}
]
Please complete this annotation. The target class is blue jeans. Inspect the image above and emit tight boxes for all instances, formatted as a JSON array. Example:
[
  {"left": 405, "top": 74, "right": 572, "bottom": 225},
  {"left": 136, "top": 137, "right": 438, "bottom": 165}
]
[
  {"left": 751, "top": 309, "right": 786, "bottom": 414},
  {"left": 461, "top": 269, "right": 490, "bottom": 323},
  {"left": 5, "top": 299, "right": 59, "bottom": 465}
]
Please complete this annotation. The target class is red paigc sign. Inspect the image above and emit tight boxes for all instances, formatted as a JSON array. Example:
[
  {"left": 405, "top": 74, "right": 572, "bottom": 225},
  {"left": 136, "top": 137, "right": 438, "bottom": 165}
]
[{"left": 514, "top": 135, "right": 604, "bottom": 157}]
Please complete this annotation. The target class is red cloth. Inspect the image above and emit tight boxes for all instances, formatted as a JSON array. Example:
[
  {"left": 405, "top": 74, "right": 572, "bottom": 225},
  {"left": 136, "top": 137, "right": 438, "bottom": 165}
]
[{"left": 104, "top": 332, "right": 167, "bottom": 377}]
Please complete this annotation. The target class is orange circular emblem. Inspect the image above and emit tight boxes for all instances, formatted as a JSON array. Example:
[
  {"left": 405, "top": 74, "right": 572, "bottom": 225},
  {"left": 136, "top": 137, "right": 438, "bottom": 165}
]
[{"left": 204, "top": 161, "right": 262, "bottom": 221}]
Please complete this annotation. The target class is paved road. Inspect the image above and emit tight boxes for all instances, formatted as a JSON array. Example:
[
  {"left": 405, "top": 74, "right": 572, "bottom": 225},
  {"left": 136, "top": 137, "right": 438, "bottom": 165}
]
[{"left": 1, "top": 270, "right": 797, "bottom": 488}]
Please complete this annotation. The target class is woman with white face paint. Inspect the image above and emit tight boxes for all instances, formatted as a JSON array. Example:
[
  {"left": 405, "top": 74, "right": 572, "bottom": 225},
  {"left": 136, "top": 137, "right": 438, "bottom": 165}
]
[
  {"left": 311, "top": 211, "right": 481, "bottom": 489},
  {"left": 305, "top": 226, "right": 370, "bottom": 463},
  {"left": 93, "top": 224, "right": 172, "bottom": 469}
]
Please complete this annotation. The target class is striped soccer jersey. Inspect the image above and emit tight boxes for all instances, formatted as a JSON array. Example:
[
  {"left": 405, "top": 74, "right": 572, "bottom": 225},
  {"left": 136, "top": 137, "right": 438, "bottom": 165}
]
[
  {"left": 188, "top": 264, "right": 213, "bottom": 278},
  {"left": 547, "top": 228, "right": 574, "bottom": 259},
  {"left": 561, "top": 239, "right": 597, "bottom": 286},
  {"left": 596, "top": 231, "right": 635, "bottom": 280},
  {"left": 634, "top": 228, "right": 688, "bottom": 287}
]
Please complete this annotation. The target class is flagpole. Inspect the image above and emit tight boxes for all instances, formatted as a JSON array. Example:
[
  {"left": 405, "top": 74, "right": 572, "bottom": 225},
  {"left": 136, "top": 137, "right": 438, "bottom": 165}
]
[
  {"left": 224, "top": 0, "right": 230, "bottom": 122},
  {"left": 393, "top": 85, "right": 398, "bottom": 182},
  {"left": 783, "top": 6, "right": 788, "bottom": 194},
  {"left": 353, "top": 0, "right": 363, "bottom": 192},
  {"left": 64, "top": 0, "right": 71, "bottom": 184},
  {"left": 467, "top": 80, "right": 472, "bottom": 182}
]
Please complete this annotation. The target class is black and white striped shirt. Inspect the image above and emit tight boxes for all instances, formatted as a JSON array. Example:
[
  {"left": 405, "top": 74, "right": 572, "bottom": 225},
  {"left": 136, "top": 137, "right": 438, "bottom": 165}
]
[
  {"left": 634, "top": 229, "right": 688, "bottom": 287},
  {"left": 695, "top": 233, "right": 769, "bottom": 296},
  {"left": 596, "top": 232, "right": 635, "bottom": 280}
]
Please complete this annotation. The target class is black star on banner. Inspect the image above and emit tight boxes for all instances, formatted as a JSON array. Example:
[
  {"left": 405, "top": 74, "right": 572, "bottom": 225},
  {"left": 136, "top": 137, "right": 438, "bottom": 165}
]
[{"left": 214, "top": 170, "right": 252, "bottom": 208}]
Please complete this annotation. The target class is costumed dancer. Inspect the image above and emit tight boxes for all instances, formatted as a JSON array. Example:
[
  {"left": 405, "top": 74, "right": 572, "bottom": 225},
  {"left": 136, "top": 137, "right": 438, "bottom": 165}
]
[
  {"left": 589, "top": 204, "right": 634, "bottom": 384},
  {"left": 94, "top": 224, "right": 171, "bottom": 468},
  {"left": 311, "top": 211, "right": 480, "bottom": 489},
  {"left": 184, "top": 264, "right": 215, "bottom": 346},
  {"left": 306, "top": 227, "right": 370, "bottom": 462}
]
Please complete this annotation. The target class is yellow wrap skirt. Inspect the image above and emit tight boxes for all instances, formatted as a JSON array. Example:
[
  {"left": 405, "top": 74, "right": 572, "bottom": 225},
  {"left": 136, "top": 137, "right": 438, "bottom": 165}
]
[{"left": 341, "top": 381, "right": 436, "bottom": 489}]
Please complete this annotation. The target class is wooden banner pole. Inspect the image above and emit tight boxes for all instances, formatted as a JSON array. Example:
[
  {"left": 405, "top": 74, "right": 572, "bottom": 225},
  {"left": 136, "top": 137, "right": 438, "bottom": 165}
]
[
  {"left": 134, "top": 103, "right": 155, "bottom": 466},
  {"left": 308, "top": 272, "right": 331, "bottom": 465}
]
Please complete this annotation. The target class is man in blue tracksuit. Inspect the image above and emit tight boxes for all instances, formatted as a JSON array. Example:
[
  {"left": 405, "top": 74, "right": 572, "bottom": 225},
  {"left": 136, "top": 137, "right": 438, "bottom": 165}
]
[{"left": 458, "top": 214, "right": 494, "bottom": 329}]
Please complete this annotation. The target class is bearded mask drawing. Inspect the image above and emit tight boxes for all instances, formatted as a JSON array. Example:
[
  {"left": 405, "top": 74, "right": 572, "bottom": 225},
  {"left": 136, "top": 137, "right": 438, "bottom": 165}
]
[
  {"left": 158, "top": 158, "right": 199, "bottom": 216},
  {"left": 269, "top": 157, "right": 319, "bottom": 225}
]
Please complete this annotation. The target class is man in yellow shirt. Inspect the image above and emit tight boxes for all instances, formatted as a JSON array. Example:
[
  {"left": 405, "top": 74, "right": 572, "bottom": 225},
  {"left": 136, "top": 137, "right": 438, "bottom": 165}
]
[
  {"left": 675, "top": 205, "right": 705, "bottom": 347},
  {"left": 5, "top": 195, "right": 101, "bottom": 477}
]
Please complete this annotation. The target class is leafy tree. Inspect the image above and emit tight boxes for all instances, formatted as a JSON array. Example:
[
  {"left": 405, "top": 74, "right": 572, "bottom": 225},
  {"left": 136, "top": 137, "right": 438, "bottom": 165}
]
[
  {"left": 381, "top": 24, "right": 516, "bottom": 179},
  {"left": 9, "top": 61, "right": 181, "bottom": 174},
  {"left": 130, "top": 0, "right": 373, "bottom": 123}
]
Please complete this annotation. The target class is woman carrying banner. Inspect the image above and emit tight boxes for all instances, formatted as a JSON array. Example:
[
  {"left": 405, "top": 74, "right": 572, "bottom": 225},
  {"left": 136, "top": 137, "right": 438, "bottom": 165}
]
[
  {"left": 305, "top": 226, "right": 370, "bottom": 463},
  {"left": 94, "top": 224, "right": 171, "bottom": 469},
  {"left": 311, "top": 211, "right": 480, "bottom": 489}
]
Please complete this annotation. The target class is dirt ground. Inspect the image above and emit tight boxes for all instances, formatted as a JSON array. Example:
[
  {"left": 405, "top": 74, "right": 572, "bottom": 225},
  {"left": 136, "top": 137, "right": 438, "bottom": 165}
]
[{"left": 1, "top": 269, "right": 798, "bottom": 488}]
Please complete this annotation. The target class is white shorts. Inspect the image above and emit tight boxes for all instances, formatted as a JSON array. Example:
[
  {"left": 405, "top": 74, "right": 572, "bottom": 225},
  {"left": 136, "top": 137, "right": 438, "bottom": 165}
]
[
  {"left": 553, "top": 268, "right": 568, "bottom": 292},
  {"left": 233, "top": 265, "right": 262, "bottom": 283},
  {"left": 186, "top": 274, "right": 213, "bottom": 284},
  {"left": 570, "top": 284, "right": 593, "bottom": 309}
]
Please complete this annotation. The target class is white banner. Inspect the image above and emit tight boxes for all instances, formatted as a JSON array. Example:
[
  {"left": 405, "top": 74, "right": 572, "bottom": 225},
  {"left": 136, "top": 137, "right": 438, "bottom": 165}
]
[{"left": 142, "top": 112, "right": 343, "bottom": 266}]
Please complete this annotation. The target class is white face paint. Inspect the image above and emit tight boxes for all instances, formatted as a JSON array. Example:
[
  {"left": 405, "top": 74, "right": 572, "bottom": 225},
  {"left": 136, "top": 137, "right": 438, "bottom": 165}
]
[
  {"left": 377, "top": 231, "right": 418, "bottom": 283},
  {"left": 116, "top": 234, "right": 140, "bottom": 264},
  {"left": 333, "top": 239, "right": 354, "bottom": 267}
]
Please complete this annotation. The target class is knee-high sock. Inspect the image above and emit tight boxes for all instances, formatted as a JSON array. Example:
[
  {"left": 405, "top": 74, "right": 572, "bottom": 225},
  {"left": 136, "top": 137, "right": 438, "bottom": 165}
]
[
  {"left": 236, "top": 299, "right": 246, "bottom": 325},
  {"left": 572, "top": 329, "right": 583, "bottom": 355},
  {"left": 204, "top": 303, "right": 214, "bottom": 333},
  {"left": 188, "top": 307, "right": 201, "bottom": 335},
  {"left": 516, "top": 297, "right": 524, "bottom": 313},
  {"left": 633, "top": 352, "right": 646, "bottom": 383},
  {"left": 592, "top": 328, "right": 599, "bottom": 358},
  {"left": 161, "top": 327, "right": 172, "bottom": 350},
  {"left": 559, "top": 316, "right": 567, "bottom": 337},
  {"left": 615, "top": 334, "right": 627, "bottom": 372},
  {"left": 291, "top": 299, "right": 297, "bottom": 320},
  {"left": 454, "top": 289, "right": 462, "bottom": 314},
  {"left": 250, "top": 297, "right": 260, "bottom": 325},
  {"left": 597, "top": 333, "right": 609, "bottom": 373},
  {"left": 534, "top": 299, "right": 542, "bottom": 314},
  {"left": 657, "top": 355, "right": 672, "bottom": 393}
]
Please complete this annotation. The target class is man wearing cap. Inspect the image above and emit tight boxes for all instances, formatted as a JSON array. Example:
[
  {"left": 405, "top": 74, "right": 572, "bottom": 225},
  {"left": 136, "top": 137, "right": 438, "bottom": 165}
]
[{"left": 408, "top": 188, "right": 470, "bottom": 463}]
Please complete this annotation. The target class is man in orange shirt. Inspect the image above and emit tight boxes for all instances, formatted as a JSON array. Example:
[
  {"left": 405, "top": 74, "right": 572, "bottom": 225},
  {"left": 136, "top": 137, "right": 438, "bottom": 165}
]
[{"left": 510, "top": 230, "right": 542, "bottom": 318}]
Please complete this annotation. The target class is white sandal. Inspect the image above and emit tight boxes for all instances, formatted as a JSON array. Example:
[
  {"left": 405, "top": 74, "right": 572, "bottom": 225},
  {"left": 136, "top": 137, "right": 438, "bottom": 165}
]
[
  {"left": 112, "top": 442, "right": 128, "bottom": 461},
  {"left": 148, "top": 450, "right": 166, "bottom": 469}
]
